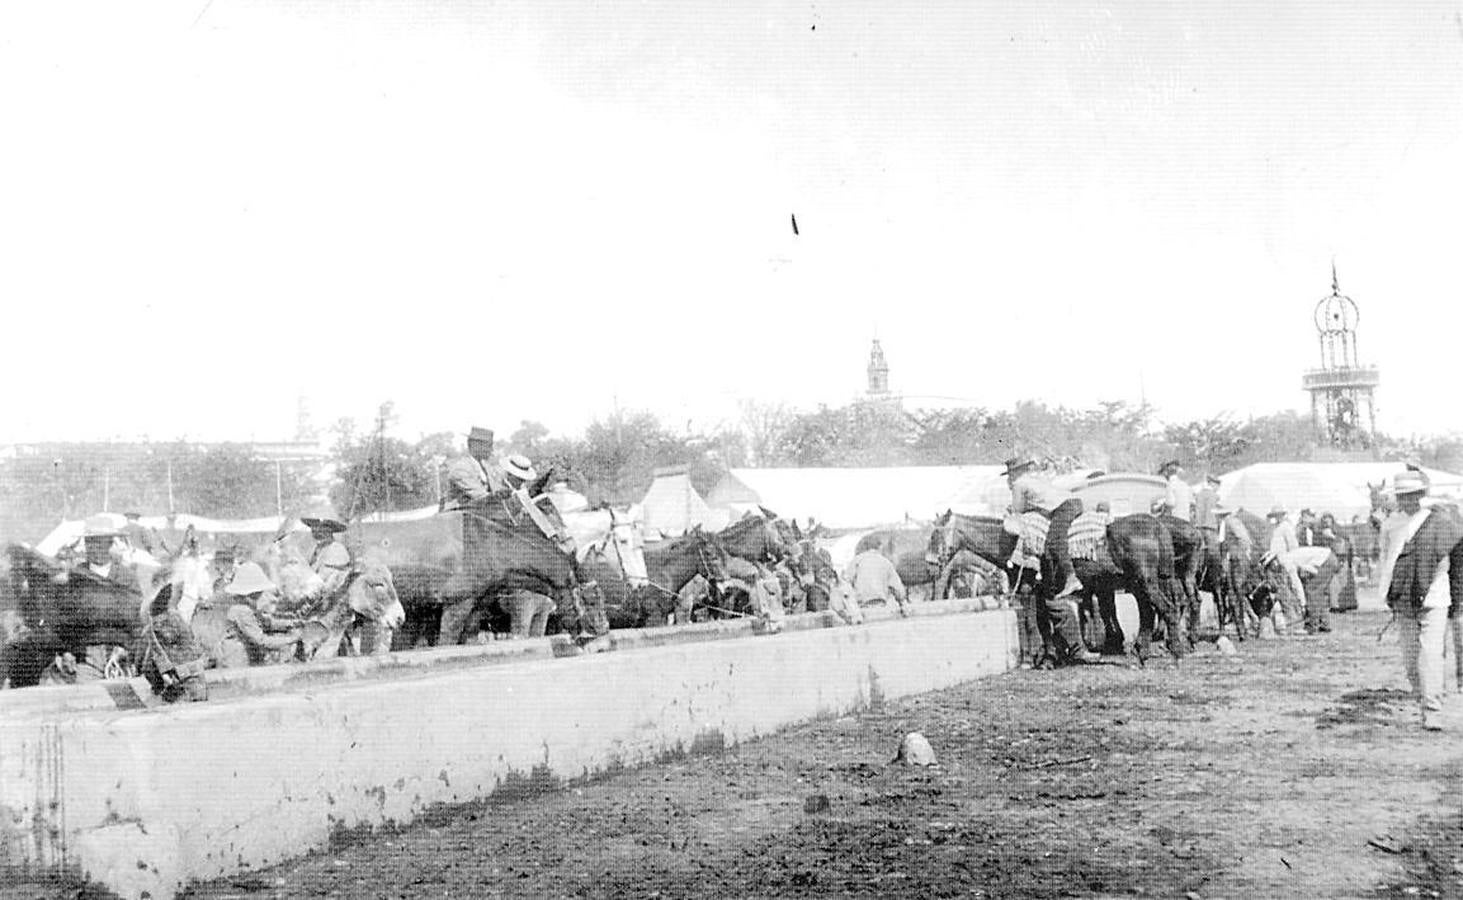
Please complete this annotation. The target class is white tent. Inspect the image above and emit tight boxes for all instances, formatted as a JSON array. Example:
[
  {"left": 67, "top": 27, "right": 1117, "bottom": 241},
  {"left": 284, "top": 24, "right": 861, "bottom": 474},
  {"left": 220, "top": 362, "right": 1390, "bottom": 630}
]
[
  {"left": 640, "top": 467, "right": 728, "bottom": 537},
  {"left": 705, "top": 465, "right": 1002, "bottom": 531},
  {"left": 1217, "top": 462, "right": 1463, "bottom": 521}
]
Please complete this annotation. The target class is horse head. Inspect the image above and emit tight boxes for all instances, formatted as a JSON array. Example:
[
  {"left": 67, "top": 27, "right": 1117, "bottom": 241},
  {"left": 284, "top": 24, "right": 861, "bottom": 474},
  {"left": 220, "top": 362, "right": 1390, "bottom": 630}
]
[
  {"left": 348, "top": 562, "right": 405, "bottom": 630},
  {"left": 692, "top": 530, "right": 731, "bottom": 583}
]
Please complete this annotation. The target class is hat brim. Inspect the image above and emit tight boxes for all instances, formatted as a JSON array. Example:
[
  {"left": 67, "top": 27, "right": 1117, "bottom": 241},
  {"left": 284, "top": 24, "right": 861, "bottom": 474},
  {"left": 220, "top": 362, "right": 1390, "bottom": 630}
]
[
  {"left": 504, "top": 465, "right": 538, "bottom": 482},
  {"left": 301, "top": 517, "right": 347, "bottom": 533}
]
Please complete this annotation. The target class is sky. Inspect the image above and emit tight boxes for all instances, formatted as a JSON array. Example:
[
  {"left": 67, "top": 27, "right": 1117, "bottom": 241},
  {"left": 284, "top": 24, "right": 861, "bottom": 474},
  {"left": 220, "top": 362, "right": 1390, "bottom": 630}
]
[{"left": 3, "top": 0, "right": 1461, "bottom": 447}]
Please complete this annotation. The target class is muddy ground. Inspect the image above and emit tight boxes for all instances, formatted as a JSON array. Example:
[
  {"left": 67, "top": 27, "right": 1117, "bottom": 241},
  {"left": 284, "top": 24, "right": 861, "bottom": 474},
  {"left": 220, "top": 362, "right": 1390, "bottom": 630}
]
[{"left": 12, "top": 608, "right": 1463, "bottom": 899}]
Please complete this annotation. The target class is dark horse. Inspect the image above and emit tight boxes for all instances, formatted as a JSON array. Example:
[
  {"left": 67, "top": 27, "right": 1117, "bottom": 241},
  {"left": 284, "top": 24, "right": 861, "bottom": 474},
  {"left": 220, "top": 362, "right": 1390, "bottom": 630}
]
[
  {"left": 642, "top": 528, "right": 731, "bottom": 623},
  {"left": 365, "top": 509, "right": 606, "bottom": 647},
  {"left": 3, "top": 544, "right": 149, "bottom": 688},
  {"left": 716, "top": 513, "right": 791, "bottom": 566},
  {"left": 1154, "top": 513, "right": 1205, "bottom": 643},
  {"left": 930, "top": 511, "right": 1185, "bottom": 662}
]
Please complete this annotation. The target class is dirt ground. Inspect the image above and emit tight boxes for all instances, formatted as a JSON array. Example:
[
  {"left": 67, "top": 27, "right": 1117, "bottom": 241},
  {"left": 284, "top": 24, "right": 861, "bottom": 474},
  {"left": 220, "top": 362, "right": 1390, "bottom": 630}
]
[{"left": 12, "top": 608, "right": 1463, "bottom": 899}]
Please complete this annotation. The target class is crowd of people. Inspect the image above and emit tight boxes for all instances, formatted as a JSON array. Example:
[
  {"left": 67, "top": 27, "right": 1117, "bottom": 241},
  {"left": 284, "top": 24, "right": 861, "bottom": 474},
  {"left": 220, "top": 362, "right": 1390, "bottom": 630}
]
[
  {"left": 38, "top": 512, "right": 366, "bottom": 701},
  {"left": 23, "top": 424, "right": 1463, "bottom": 734}
]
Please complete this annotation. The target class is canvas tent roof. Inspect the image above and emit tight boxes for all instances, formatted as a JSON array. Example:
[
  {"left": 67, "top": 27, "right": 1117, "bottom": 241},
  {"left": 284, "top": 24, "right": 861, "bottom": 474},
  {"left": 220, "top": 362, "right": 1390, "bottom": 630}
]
[
  {"left": 705, "top": 466, "right": 1003, "bottom": 531},
  {"left": 1217, "top": 462, "right": 1463, "bottom": 521},
  {"left": 640, "top": 467, "right": 728, "bottom": 537}
]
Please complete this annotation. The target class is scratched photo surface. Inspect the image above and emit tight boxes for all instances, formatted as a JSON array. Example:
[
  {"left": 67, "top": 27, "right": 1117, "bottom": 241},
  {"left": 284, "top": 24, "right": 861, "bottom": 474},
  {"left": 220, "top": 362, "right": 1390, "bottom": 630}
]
[{"left": 3, "top": 2, "right": 1463, "bottom": 898}]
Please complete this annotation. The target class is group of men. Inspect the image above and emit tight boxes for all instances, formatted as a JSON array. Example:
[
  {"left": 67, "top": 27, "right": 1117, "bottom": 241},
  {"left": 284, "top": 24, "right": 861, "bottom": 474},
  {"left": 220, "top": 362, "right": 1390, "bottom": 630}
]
[{"left": 43, "top": 511, "right": 362, "bottom": 701}]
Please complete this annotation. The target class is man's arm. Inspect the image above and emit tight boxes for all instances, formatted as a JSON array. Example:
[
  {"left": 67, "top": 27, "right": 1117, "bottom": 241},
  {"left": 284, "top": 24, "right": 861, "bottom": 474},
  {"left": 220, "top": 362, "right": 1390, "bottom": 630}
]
[{"left": 228, "top": 606, "right": 300, "bottom": 650}]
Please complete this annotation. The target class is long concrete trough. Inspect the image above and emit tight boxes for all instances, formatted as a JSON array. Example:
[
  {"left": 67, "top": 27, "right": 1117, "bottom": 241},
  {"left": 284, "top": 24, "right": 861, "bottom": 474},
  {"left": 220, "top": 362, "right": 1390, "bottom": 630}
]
[{"left": 1, "top": 602, "right": 1016, "bottom": 899}]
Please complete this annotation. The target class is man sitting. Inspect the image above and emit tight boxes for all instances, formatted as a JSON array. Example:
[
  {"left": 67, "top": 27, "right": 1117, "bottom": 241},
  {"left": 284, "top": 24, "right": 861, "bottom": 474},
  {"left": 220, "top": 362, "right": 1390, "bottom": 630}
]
[
  {"left": 442, "top": 426, "right": 509, "bottom": 510},
  {"left": 215, "top": 563, "right": 304, "bottom": 668},
  {"left": 1005, "top": 457, "right": 1083, "bottom": 598}
]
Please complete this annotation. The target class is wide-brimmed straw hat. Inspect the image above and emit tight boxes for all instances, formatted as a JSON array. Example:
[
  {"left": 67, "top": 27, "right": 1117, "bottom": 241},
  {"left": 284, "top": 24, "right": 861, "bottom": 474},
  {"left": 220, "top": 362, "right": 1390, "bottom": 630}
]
[
  {"left": 1394, "top": 470, "right": 1429, "bottom": 496},
  {"left": 1266, "top": 505, "right": 1288, "bottom": 520},
  {"left": 503, "top": 454, "right": 537, "bottom": 482},
  {"left": 300, "top": 516, "right": 347, "bottom": 533},
  {"left": 226, "top": 562, "right": 275, "bottom": 596}
]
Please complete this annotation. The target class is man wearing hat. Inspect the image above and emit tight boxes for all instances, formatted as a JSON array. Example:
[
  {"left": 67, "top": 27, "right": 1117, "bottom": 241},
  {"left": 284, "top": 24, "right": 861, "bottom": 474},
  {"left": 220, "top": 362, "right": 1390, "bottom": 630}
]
[
  {"left": 1004, "top": 457, "right": 1083, "bottom": 599},
  {"left": 215, "top": 562, "right": 303, "bottom": 668},
  {"left": 56, "top": 514, "right": 140, "bottom": 592},
  {"left": 1159, "top": 461, "right": 1193, "bottom": 522},
  {"left": 442, "top": 426, "right": 510, "bottom": 511},
  {"left": 1262, "top": 506, "right": 1307, "bottom": 635},
  {"left": 1194, "top": 475, "right": 1222, "bottom": 531},
  {"left": 1377, "top": 470, "right": 1463, "bottom": 730},
  {"left": 302, "top": 516, "right": 354, "bottom": 600},
  {"left": 1004, "top": 457, "right": 1094, "bottom": 663}
]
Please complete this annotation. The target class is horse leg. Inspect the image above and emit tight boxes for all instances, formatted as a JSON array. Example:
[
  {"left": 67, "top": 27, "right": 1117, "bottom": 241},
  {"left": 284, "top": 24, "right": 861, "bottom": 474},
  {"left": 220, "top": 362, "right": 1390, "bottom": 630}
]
[
  {"left": 1098, "top": 583, "right": 1125, "bottom": 655},
  {"left": 438, "top": 596, "right": 479, "bottom": 646}
]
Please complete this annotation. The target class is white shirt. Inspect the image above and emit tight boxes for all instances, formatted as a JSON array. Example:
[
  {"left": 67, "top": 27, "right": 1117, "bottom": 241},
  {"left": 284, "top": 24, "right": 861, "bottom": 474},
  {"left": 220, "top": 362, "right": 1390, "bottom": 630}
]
[{"left": 1165, "top": 476, "right": 1193, "bottom": 521}]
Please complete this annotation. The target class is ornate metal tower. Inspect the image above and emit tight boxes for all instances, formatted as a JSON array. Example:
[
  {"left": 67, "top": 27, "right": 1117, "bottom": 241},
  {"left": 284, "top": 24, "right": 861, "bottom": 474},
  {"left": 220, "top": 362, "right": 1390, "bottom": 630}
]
[{"left": 1302, "top": 265, "right": 1379, "bottom": 448}]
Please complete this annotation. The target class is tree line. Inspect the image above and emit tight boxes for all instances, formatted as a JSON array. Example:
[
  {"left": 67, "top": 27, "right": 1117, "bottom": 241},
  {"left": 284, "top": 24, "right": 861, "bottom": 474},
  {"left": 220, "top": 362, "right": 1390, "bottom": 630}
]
[{"left": 4, "top": 399, "right": 1460, "bottom": 543}]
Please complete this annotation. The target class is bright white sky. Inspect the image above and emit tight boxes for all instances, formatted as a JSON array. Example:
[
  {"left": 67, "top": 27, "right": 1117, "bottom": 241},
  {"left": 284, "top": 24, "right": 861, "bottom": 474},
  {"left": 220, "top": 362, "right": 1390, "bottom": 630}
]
[{"left": 3, "top": 1, "right": 1461, "bottom": 446}]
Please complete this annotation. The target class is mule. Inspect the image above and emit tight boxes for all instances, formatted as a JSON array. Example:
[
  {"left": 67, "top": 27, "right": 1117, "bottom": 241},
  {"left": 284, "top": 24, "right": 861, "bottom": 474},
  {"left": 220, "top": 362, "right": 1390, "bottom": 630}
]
[{"left": 296, "top": 560, "right": 405, "bottom": 659}]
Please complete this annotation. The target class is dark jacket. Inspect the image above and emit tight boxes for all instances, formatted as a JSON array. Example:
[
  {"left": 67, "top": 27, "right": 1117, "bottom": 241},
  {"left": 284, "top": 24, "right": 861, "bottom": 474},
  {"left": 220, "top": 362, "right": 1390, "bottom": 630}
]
[{"left": 1386, "top": 507, "right": 1463, "bottom": 612}]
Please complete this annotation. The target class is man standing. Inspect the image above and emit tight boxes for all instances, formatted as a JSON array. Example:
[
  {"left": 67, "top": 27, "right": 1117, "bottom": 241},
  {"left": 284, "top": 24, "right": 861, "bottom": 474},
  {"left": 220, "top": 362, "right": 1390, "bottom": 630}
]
[
  {"left": 1264, "top": 506, "right": 1306, "bottom": 635},
  {"left": 442, "top": 426, "right": 508, "bottom": 511},
  {"left": 1296, "top": 509, "right": 1320, "bottom": 547},
  {"left": 1193, "top": 475, "right": 1222, "bottom": 530},
  {"left": 1159, "top": 461, "right": 1193, "bottom": 522},
  {"left": 1377, "top": 470, "right": 1463, "bottom": 730}
]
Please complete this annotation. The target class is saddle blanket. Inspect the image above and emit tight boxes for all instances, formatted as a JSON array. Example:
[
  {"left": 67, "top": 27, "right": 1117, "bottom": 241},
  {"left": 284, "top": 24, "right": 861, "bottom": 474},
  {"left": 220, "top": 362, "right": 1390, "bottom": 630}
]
[
  {"left": 1067, "top": 513, "right": 1112, "bottom": 563},
  {"left": 1015, "top": 512, "right": 1049, "bottom": 559}
]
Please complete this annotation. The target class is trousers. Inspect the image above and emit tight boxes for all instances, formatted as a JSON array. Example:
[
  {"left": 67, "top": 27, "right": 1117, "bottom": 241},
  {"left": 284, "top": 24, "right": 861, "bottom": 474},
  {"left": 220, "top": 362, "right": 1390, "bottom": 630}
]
[{"left": 1397, "top": 603, "right": 1449, "bottom": 711}]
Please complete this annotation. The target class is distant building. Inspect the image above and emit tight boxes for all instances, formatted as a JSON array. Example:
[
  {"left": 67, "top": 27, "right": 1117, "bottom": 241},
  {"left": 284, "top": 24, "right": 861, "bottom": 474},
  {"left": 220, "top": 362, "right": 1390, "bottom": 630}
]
[
  {"left": 862, "top": 339, "right": 902, "bottom": 409},
  {"left": 1301, "top": 266, "right": 1380, "bottom": 451}
]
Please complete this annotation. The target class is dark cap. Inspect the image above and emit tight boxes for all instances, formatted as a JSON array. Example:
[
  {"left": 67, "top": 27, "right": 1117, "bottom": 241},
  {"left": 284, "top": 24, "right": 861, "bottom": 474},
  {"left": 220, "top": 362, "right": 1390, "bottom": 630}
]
[{"left": 467, "top": 426, "right": 495, "bottom": 445}]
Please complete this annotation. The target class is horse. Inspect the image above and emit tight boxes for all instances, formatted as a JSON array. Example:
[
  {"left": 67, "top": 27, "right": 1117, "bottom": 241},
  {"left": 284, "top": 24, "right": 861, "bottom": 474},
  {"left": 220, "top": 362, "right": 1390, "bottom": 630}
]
[
  {"left": 642, "top": 528, "right": 731, "bottom": 623},
  {"left": 359, "top": 509, "right": 606, "bottom": 647},
  {"left": 716, "top": 513, "right": 791, "bottom": 566},
  {"left": 930, "top": 510, "right": 1184, "bottom": 662},
  {"left": 2, "top": 544, "right": 152, "bottom": 688},
  {"left": 1153, "top": 513, "right": 1205, "bottom": 643},
  {"left": 565, "top": 507, "right": 667, "bottom": 629}
]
